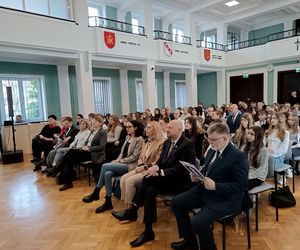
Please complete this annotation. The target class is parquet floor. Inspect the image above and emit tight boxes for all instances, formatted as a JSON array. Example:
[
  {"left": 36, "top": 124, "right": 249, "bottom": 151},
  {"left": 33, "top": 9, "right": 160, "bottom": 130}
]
[{"left": 0, "top": 155, "right": 300, "bottom": 249}]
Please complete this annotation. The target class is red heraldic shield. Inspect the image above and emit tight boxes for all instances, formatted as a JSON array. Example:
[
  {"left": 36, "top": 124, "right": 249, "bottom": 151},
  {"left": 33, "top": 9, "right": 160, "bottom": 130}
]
[
  {"left": 104, "top": 31, "right": 115, "bottom": 49},
  {"left": 204, "top": 49, "right": 210, "bottom": 61}
]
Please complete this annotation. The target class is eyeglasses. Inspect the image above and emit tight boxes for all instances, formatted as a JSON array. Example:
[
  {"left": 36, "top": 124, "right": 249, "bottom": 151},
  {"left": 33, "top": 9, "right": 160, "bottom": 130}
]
[
  {"left": 204, "top": 135, "right": 224, "bottom": 143},
  {"left": 125, "top": 125, "right": 133, "bottom": 129}
]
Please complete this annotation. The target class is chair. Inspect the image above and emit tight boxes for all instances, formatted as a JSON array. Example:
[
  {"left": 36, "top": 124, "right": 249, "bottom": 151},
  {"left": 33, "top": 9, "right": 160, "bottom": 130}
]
[
  {"left": 248, "top": 182, "right": 274, "bottom": 231},
  {"left": 192, "top": 192, "right": 251, "bottom": 250},
  {"left": 77, "top": 161, "right": 94, "bottom": 186}
]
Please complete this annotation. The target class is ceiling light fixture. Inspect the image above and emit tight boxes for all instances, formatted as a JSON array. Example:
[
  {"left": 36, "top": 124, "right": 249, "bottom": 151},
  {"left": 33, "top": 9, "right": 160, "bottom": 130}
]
[{"left": 225, "top": 0, "right": 240, "bottom": 7}]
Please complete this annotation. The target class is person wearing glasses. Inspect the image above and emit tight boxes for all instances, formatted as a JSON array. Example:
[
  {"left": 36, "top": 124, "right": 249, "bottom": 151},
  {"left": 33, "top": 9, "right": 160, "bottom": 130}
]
[
  {"left": 82, "top": 120, "right": 144, "bottom": 213},
  {"left": 113, "top": 121, "right": 164, "bottom": 210},
  {"left": 111, "top": 120, "right": 196, "bottom": 247},
  {"left": 170, "top": 122, "right": 248, "bottom": 250}
]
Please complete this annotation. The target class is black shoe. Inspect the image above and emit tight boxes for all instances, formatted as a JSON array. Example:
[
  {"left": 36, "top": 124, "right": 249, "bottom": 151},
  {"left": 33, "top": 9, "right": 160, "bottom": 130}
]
[
  {"left": 95, "top": 196, "right": 113, "bottom": 213},
  {"left": 31, "top": 158, "right": 40, "bottom": 163},
  {"left": 82, "top": 192, "right": 100, "bottom": 203},
  {"left": 33, "top": 165, "right": 42, "bottom": 172},
  {"left": 170, "top": 238, "right": 199, "bottom": 250},
  {"left": 111, "top": 207, "right": 138, "bottom": 222},
  {"left": 34, "top": 158, "right": 45, "bottom": 167},
  {"left": 130, "top": 231, "right": 155, "bottom": 247},
  {"left": 59, "top": 183, "right": 73, "bottom": 191}
]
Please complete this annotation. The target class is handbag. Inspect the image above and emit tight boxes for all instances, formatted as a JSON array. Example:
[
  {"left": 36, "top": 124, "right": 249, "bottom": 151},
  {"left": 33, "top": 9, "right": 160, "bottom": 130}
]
[{"left": 268, "top": 186, "right": 296, "bottom": 208}]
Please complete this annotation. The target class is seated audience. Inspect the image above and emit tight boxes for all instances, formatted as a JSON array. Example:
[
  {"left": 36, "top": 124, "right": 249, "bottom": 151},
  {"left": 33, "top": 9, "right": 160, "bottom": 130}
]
[
  {"left": 116, "top": 121, "right": 164, "bottom": 208},
  {"left": 232, "top": 112, "right": 254, "bottom": 149},
  {"left": 111, "top": 120, "right": 196, "bottom": 247},
  {"left": 243, "top": 126, "right": 269, "bottom": 190},
  {"left": 265, "top": 112, "right": 289, "bottom": 182},
  {"left": 226, "top": 103, "right": 241, "bottom": 134},
  {"left": 105, "top": 115, "right": 123, "bottom": 162},
  {"left": 31, "top": 114, "right": 61, "bottom": 166},
  {"left": 43, "top": 119, "right": 90, "bottom": 176},
  {"left": 57, "top": 114, "right": 107, "bottom": 191},
  {"left": 170, "top": 122, "right": 248, "bottom": 250},
  {"left": 254, "top": 110, "right": 268, "bottom": 131},
  {"left": 81, "top": 120, "right": 144, "bottom": 213},
  {"left": 184, "top": 117, "right": 204, "bottom": 162}
]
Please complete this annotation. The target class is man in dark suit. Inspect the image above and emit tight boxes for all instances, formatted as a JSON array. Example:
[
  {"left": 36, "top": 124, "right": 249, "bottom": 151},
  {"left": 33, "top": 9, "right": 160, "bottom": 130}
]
[
  {"left": 111, "top": 120, "right": 196, "bottom": 247},
  {"left": 57, "top": 114, "right": 107, "bottom": 191},
  {"left": 227, "top": 103, "right": 242, "bottom": 134},
  {"left": 170, "top": 122, "right": 248, "bottom": 250}
]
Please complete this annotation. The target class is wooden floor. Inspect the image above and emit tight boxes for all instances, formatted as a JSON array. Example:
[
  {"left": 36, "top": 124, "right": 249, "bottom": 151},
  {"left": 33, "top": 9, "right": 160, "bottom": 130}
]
[{"left": 0, "top": 155, "right": 300, "bottom": 250}]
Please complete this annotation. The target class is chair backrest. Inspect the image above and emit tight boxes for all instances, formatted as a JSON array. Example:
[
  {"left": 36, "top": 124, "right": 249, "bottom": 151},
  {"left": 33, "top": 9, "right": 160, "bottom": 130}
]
[{"left": 284, "top": 140, "right": 293, "bottom": 161}]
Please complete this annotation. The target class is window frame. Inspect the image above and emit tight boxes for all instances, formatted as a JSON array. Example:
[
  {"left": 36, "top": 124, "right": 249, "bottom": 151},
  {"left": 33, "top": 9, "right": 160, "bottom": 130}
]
[
  {"left": 93, "top": 76, "right": 113, "bottom": 115},
  {"left": 174, "top": 80, "right": 187, "bottom": 108},
  {"left": 0, "top": 74, "right": 47, "bottom": 122}
]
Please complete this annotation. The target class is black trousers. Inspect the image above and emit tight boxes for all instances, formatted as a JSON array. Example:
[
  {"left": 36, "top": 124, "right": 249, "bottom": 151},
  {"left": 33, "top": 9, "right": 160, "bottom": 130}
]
[
  {"left": 248, "top": 178, "right": 263, "bottom": 190},
  {"left": 132, "top": 176, "right": 186, "bottom": 225},
  {"left": 171, "top": 187, "right": 227, "bottom": 250},
  {"left": 32, "top": 137, "right": 53, "bottom": 160},
  {"left": 59, "top": 148, "right": 91, "bottom": 184}
]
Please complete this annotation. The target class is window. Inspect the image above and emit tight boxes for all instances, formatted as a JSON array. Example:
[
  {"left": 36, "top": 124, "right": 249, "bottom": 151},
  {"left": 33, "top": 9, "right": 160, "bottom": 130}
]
[
  {"left": 0, "top": 0, "right": 23, "bottom": 9},
  {"left": 0, "top": 0, "right": 71, "bottom": 19},
  {"left": 93, "top": 78, "right": 112, "bottom": 115},
  {"left": 0, "top": 75, "right": 46, "bottom": 122},
  {"left": 175, "top": 81, "right": 187, "bottom": 108},
  {"left": 227, "top": 31, "right": 240, "bottom": 50},
  {"left": 88, "top": 6, "right": 99, "bottom": 26},
  {"left": 135, "top": 79, "right": 144, "bottom": 112},
  {"left": 172, "top": 28, "right": 184, "bottom": 43},
  {"left": 132, "top": 18, "right": 139, "bottom": 34}
]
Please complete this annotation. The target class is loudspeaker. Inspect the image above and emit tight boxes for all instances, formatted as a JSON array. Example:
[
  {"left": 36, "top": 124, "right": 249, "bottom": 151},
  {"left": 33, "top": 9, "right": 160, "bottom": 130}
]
[
  {"left": 6, "top": 86, "right": 13, "bottom": 117},
  {"left": 296, "top": 19, "right": 300, "bottom": 34},
  {"left": 1, "top": 150, "right": 24, "bottom": 164}
]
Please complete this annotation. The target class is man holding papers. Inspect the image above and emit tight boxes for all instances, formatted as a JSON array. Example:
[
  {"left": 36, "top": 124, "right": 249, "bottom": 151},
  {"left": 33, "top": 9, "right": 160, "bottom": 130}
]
[{"left": 171, "top": 122, "right": 248, "bottom": 250}]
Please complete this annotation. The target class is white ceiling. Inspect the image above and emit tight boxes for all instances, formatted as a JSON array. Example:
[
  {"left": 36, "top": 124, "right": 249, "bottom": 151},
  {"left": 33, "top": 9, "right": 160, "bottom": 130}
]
[{"left": 93, "top": 0, "right": 300, "bottom": 31}]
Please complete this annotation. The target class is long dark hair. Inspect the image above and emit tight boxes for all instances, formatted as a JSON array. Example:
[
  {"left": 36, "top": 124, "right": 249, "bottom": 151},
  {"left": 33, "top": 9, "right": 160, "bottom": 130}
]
[
  {"left": 243, "top": 126, "right": 264, "bottom": 168},
  {"left": 184, "top": 117, "right": 198, "bottom": 142},
  {"left": 129, "top": 120, "right": 144, "bottom": 137}
]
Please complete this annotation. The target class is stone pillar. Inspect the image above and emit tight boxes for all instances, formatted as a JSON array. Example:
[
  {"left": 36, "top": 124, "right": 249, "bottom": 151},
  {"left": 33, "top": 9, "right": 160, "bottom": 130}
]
[
  {"left": 186, "top": 64, "right": 198, "bottom": 106},
  {"left": 75, "top": 51, "right": 94, "bottom": 116},
  {"left": 163, "top": 71, "right": 170, "bottom": 107},
  {"left": 142, "top": 60, "right": 157, "bottom": 110},
  {"left": 120, "top": 68, "right": 130, "bottom": 115},
  {"left": 57, "top": 65, "right": 72, "bottom": 116}
]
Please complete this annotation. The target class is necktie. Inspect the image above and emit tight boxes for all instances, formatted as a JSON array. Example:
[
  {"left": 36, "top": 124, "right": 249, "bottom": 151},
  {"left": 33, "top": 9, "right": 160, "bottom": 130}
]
[
  {"left": 206, "top": 150, "right": 220, "bottom": 175},
  {"left": 167, "top": 141, "right": 175, "bottom": 157}
]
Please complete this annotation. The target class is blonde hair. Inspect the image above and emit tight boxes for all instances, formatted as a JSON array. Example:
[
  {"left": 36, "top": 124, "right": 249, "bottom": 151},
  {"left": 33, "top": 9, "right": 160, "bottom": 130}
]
[
  {"left": 266, "top": 112, "right": 286, "bottom": 141},
  {"left": 147, "top": 121, "right": 164, "bottom": 141}
]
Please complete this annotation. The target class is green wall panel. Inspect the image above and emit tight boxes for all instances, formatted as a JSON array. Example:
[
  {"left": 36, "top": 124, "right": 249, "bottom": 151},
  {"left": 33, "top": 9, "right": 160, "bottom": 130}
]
[
  {"left": 128, "top": 70, "right": 142, "bottom": 112},
  {"left": 0, "top": 61, "right": 60, "bottom": 125},
  {"left": 170, "top": 73, "right": 185, "bottom": 109},
  {"left": 68, "top": 66, "right": 79, "bottom": 118},
  {"left": 92, "top": 68, "right": 122, "bottom": 116},
  {"left": 155, "top": 72, "right": 164, "bottom": 108},
  {"left": 197, "top": 72, "right": 217, "bottom": 108}
]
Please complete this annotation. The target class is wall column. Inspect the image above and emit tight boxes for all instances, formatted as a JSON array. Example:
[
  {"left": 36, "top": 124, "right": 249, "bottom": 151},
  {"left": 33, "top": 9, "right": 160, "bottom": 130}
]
[
  {"left": 163, "top": 71, "right": 170, "bottom": 107},
  {"left": 142, "top": 60, "right": 156, "bottom": 110},
  {"left": 120, "top": 68, "right": 130, "bottom": 115},
  {"left": 217, "top": 69, "right": 226, "bottom": 106},
  {"left": 217, "top": 23, "right": 228, "bottom": 44},
  {"left": 75, "top": 51, "right": 94, "bottom": 116},
  {"left": 184, "top": 13, "right": 196, "bottom": 44},
  {"left": 142, "top": 0, "right": 153, "bottom": 38},
  {"left": 186, "top": 64, "right": 198, "bottom": 106},
  {"left": 57, "top": 65, "right": 72, "bottom": 117}
]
